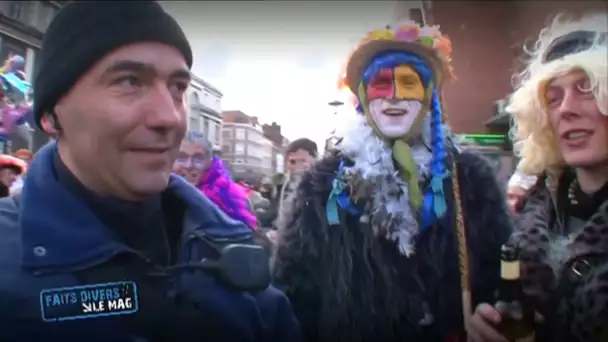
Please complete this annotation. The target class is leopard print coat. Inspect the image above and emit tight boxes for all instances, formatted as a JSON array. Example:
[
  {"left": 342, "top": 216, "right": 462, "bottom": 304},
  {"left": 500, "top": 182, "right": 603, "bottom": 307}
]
[{"left": 511, "top": 171, "right": 608, "bottom": 342}]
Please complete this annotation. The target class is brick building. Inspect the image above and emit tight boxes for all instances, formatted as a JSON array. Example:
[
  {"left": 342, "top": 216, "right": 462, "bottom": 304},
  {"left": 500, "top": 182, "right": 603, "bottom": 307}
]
[
  {"left": 261, "top": 122, "right": 288, "bottom": 174},
  {"left": 221, "top": 110, "right": 275, "bottom": 182},
  {"left": 397, "top": 0, "right": 607, "bottom": 134}
]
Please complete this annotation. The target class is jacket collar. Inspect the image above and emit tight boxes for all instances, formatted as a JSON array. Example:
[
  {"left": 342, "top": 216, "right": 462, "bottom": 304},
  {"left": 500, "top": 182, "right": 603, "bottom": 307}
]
[{"left": 20, "top": 142, "right": 250, "bottom": 270}]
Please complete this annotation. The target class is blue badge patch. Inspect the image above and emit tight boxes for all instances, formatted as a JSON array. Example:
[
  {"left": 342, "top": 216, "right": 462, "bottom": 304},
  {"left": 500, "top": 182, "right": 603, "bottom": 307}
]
[{"left": 40, "top": 281, "right": 139, "bottom": 322}]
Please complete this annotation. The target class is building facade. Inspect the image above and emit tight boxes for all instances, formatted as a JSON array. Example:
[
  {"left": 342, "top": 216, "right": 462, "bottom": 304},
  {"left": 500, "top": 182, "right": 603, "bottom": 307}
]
[
  {"left": 261, "top": 122, "right": 289, "bottom": 174},
  {"left": 221, "top": 110, "right": 275, "bottom": 181},
  {"left": 186, "top": 75, "right": 223, "bottom": 150},
  {"left": 0, "top": 1, "right": 65, "bottom": 152}
]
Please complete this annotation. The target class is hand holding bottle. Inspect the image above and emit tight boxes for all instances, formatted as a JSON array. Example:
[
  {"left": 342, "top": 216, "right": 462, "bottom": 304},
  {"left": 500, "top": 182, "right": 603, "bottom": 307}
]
[{"left": 468, "top": 303, "right": 508, "bottom": 342}]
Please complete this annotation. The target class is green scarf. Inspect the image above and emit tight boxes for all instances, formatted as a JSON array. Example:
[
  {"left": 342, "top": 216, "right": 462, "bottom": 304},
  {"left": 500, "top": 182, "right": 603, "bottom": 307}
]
[{"left": 358, "top": 82, "right": 432, "bottom": 212}]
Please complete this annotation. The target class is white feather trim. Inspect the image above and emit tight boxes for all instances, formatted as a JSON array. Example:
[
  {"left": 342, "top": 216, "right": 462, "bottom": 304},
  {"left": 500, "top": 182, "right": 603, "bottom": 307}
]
[{"left": 338, "top": 114, "right": 433, "bottom": 256}]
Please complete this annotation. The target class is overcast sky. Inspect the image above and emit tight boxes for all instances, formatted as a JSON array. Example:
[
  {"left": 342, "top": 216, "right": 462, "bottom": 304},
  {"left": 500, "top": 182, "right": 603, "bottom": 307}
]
[{"left": 161, "top": 1, "right": 403, "bottom": 146}]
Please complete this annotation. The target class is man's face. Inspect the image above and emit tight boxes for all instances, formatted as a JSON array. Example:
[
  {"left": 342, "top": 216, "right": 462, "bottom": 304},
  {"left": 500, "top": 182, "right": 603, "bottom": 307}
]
[
  {"left": 506, "top": 186, "right": 526, "bottom": 213},
  {"left": 366, "top": 65, "right": 426, "bottom": 138},
  {"left": 544, "top": 69, "right": 608, "bottom": 169},
  {"left": 286, "top": 149, "right": 313, "bottom": 175},
  {"left": 0, "top": 168, "right": 18, "bottom": 187},
  {"left": 54, "top": 42, "right": 190, "bottom": 200},
  {"left": 173, "top": 140, "right": 210, "bottom": 186}
]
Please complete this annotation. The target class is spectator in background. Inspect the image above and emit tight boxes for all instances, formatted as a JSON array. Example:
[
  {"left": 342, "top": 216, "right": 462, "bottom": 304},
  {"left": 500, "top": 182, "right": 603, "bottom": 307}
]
[
  {"left": 0, "top": 154, "right": 25, "bottom": 197},
  {"left": 506, "top": 168, "right": 538, "bottom": 213},
  {"left": 173, "top": 130, "right": 257, "bottom": 230},
  {"left": 277, "top": 138, "right": 318, "bottom": 215},
  {"left": 264, "top": 138, "right": 317, "bottom": 243},
  {"left": 9, "top": 148, "right": 32, "bottom": 195}
]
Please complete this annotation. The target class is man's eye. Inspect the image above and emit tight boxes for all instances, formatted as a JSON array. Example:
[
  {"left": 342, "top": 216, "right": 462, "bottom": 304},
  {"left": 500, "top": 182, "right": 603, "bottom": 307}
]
[
  {"left": 169, "top": 81, "right": 189, "bottom": 99},
  {"left": 114, "top": 75, "right": 141, "bottom": 87}
]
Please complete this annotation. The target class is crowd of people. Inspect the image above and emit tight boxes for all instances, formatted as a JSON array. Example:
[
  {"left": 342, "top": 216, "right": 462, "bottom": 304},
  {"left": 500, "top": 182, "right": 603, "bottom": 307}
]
[{"left": 0, "top": 1, "right": 605, "bottom": 342}]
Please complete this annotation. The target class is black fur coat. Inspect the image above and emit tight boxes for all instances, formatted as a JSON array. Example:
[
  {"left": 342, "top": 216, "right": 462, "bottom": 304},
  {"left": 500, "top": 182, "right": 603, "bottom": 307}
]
[{"left": 272, "top": 150, "right": 512, "bottom": 342}]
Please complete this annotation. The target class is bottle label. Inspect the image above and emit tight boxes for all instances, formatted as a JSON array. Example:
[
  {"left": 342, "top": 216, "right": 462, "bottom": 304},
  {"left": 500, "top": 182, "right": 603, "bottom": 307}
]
[
  {"left": 514, "top": 332, "right": 535, "bottom": 342},
  {"left": 501, "top": 260, "right": 520, "bottom": 280}
]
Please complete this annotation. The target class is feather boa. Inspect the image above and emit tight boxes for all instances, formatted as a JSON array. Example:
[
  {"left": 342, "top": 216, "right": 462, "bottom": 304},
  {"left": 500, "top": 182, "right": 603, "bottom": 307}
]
[
  {"left": 198, "top": 156, "right": 257, "bottom": 230},
  {"left": 338, "top": 114, "right": 449, "bottom": 255}
]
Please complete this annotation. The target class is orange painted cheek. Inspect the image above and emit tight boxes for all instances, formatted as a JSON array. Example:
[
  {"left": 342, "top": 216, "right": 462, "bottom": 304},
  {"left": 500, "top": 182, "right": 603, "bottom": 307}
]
[{"left": 394, "top": 65, "right": 424, "bottom": 101}]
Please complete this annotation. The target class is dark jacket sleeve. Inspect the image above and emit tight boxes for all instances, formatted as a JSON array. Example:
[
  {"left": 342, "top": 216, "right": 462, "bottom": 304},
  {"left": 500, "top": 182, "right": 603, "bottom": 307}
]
[{"left": 456, "top": 150, "right": 513, "bottom": 306}]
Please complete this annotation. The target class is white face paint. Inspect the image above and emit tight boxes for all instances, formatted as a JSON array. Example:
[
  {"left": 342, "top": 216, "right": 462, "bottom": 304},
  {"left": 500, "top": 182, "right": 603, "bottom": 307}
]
[{"left": 368, "top": 98, "right": 424, "bottom": 138}]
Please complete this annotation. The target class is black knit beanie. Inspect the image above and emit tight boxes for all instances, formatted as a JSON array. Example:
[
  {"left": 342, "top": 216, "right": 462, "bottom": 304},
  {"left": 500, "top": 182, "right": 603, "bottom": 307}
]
[{"left": 33, "top": 1, "right": 193, "bottom": 129}]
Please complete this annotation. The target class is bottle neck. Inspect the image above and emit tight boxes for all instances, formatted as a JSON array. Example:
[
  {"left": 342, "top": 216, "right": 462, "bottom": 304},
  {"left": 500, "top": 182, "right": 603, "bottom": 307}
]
[{"left": 501, "top": 259, "right": 520, "bottom": 280}]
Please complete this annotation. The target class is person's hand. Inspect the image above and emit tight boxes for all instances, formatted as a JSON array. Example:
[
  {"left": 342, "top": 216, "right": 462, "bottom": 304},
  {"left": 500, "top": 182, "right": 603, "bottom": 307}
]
[
  {"left": 266, "top": 230, "right": 278, "bottom": 244},
  {"left": 467, "top": 303, "right": 507, "bottom": 342}
]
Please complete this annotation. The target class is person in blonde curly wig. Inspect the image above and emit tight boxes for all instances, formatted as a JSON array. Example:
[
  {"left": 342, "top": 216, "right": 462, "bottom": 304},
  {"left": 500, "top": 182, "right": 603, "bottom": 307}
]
[{"left": 469, "top": 12, "right": 608, "bottom": 342}]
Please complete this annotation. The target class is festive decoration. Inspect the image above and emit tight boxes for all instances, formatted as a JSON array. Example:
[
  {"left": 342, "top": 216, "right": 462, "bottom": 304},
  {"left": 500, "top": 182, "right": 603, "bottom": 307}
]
[
  {"left": 337, "top": 20, "right": 455, "bottom": 95},
  {"left": 0, "top": 55, "right": 32, "bottom": 139}
]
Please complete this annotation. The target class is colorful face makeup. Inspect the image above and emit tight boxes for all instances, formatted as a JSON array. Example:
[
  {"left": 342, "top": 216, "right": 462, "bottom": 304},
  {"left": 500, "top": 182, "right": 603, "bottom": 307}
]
[
  {"left": 365, "top": 64, "right": 427, "bottom": 138},
  {"left": 366, "top": 65, "right": 425, "bottom": 102}
]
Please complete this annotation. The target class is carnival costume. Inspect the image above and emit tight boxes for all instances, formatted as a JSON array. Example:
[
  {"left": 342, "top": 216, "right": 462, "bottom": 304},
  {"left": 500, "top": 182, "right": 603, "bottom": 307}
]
[
  {"left": 507, "top": 14, "right": 608, "bottom": 342},
  {"left": 0, "top": 55, "right": 32, "bottom": 143},
  {"left": 272, "top": 22, "right": 512, "bottom": 342},
  {"left": 198, "top": 155, "right": 257, "bottom": 230}
]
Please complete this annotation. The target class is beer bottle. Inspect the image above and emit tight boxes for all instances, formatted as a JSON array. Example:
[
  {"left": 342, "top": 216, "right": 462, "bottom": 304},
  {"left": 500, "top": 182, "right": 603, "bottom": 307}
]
[{"left": 495, "top": 244, "right": 536, "bottom": 342}]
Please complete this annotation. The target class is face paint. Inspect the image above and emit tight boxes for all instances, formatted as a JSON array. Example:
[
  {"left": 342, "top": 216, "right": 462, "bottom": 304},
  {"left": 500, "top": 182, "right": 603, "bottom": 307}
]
[{"left": 365, "top": 65, "right": 427, "bottom": 138}]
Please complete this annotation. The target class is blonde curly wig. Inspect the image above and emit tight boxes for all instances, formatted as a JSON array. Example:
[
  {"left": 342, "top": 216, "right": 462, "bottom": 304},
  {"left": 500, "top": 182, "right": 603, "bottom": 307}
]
[{"left": 508, "top": 12, "right": 608, "bottom": 175}]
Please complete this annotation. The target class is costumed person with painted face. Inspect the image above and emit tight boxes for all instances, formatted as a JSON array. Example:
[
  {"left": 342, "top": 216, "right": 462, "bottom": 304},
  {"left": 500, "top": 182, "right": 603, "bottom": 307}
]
[
  {"left": 173, "top": 130, "right": 257, "bottom": 230},
  {"left": 469, "top": 13, "right": 608, "bottom": 342},
  {"left": 272, "top": 21, "right": 512, "bottom": 342}
]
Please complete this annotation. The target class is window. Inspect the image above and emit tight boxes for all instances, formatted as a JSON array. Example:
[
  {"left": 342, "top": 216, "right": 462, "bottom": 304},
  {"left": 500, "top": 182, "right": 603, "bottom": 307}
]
[
  {"left": 408, "top": 8, "right": 425, "bottom": 26},
  {"left": 203, "top": 118, "right": 210, "bottom": 137},
  {"left": 7, "top": 2, "right": 25, "bottom": 21},
  {"left": 221, "top": 145, "right": 230, "bottom": 154},
  {"left": 235, "top": 128, "right": 245, "bottom": 140},
  {"left": 235, "top": 142, "right": 245, "bottom": 154},
  {"left": 35, "top": 2, "right": 58, "bottom": 32},
  {"left": 222, "top": 130, "right": 232, "bottom": 140},
  {"left": 0, "top": 36, "right": 27, "bottom": 72},
  {"left": 191, "top": 92, "right": 200, "bottom": 105},
  {"left": 189, "top": 115, "right": 200, "bottom": 131},
  {"left": 215, "top": 125, "right": 221, "bottom": 145}
]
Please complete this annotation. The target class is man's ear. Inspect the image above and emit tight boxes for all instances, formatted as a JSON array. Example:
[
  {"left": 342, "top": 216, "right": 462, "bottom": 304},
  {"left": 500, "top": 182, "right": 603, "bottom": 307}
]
[{"left": 40, "top": 112, "right": 60, "bottom": 135}]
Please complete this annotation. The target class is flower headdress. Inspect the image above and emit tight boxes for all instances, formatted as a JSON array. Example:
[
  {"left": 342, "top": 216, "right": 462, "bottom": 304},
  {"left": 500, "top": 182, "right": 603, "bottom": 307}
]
[{"left": 338, "top": 21, "right": 455, "bottom": 95}]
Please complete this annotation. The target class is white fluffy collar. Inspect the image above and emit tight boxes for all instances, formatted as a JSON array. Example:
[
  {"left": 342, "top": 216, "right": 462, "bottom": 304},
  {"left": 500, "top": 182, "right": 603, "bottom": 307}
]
[{"left": 337, "top": 114, "right": 433, "bottom": 256}]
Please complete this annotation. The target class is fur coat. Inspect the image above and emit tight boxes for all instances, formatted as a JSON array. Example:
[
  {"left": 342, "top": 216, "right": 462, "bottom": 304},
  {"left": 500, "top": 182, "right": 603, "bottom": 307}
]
[
  {"left": 271, "top": 148, "right": 512, "bottom": 342},
  {"left": 511, "top": 171, "right": 608, "bottom": 342}
]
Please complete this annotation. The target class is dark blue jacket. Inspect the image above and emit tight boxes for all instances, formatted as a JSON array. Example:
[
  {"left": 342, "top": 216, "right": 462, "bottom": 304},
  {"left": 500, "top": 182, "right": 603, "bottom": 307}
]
[{"left": 0, "top": 143, "right": 302, "bottom": 342}]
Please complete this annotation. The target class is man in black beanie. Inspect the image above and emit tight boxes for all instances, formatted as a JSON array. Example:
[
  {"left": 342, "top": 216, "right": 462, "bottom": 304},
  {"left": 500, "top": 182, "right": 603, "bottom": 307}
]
[{"left": 0, "top": 2, "right": 301, "bottom": 341}]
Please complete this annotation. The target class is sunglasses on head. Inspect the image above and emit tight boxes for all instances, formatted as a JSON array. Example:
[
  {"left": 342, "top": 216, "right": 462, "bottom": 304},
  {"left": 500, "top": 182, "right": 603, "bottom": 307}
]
[{"left": 543, "top": 30, "right": 607, "bottom": 63}]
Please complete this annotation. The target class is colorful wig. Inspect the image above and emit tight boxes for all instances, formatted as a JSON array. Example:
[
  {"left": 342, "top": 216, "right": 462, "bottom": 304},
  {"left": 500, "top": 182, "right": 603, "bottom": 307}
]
[
  {"left": 509, "top": 13, "right": 607, "bottom": 175},
  {"left": 198, "top": 155, "right": 257, "bottom": 230}
]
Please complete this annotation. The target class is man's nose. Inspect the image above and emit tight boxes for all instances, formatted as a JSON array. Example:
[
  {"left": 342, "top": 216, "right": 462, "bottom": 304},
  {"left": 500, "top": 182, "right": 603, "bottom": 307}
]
[
  {"left": 145, "top": 83, "right": 182, "bottom": 128},
  {"left": 557, "top": 89, "right": 581, "bottom": 119}
]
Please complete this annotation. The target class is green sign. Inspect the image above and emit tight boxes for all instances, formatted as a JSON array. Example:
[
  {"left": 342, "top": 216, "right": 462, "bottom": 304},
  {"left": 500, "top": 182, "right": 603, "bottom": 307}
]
[{"left": 458, "top": 134, "right": 505, "bottom": 146}]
